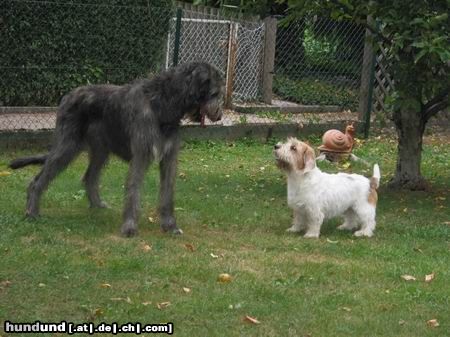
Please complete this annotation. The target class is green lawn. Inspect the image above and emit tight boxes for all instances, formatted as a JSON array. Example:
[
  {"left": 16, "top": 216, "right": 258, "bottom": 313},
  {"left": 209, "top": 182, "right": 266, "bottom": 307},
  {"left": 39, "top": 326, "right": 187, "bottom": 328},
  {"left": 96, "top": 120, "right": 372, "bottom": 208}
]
[{"left": 0, "top": 135, "right": 449, "bottom": 337}]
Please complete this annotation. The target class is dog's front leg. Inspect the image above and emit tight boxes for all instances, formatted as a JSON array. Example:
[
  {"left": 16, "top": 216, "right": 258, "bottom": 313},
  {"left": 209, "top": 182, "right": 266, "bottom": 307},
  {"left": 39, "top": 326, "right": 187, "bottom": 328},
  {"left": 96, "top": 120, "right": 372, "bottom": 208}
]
[
  {"left": 159, "top": 139, "right": 183, "bottom": 234},
  {"left": 286, "top": 208, "right": 306, "bottom": 233},
  {"left": 121, "top": 156, "right": 151, "bottom": 237},
  {"left": 303, "top": 207, "right": 324, "bottom": 238}
]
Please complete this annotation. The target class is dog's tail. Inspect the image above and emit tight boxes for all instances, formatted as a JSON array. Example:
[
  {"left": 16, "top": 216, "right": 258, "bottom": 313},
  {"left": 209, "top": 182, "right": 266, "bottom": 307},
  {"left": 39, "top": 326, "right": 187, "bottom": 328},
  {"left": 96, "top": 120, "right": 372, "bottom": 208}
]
[
  {"left": 370, "top": 164, "right": 381, "bottom": 189},
  {"left": 9, "top": 154, "right": 48, "bottom": 169}
]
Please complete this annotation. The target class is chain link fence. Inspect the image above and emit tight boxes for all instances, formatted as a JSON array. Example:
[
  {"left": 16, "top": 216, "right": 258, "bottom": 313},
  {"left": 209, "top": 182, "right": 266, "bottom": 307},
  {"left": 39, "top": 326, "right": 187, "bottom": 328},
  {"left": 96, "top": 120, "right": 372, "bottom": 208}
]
[
  {"left": 1, "top": 0, "right": 371, "bottom": 136},
  {"left": 274, "top": 17, "right": 365, "bottom": 112}
]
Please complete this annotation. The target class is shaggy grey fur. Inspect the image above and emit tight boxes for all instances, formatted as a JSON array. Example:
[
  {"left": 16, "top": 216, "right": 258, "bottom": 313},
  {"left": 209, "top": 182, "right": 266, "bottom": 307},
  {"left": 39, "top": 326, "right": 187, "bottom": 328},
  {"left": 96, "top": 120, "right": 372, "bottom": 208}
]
[{"left": 9, "top": 62, "right": 224, "bottom": 236}]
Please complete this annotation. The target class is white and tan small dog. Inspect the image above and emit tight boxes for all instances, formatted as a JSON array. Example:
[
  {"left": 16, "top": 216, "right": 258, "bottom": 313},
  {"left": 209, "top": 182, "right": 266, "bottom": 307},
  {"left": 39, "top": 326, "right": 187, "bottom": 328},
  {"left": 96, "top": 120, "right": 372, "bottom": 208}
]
[{"left": 274, "top": 138, "right": 380, "bottom": 238}]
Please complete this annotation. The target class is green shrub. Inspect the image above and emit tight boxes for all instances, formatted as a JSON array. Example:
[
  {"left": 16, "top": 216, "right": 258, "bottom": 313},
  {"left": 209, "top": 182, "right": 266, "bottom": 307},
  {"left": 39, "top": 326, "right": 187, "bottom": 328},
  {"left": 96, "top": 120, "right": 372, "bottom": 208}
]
[
  {"left": 273, "top": 75, "right": 358, "bottom": 110},
  {"left": 1, "top": 0, "right": 173, "bottom": 105}
]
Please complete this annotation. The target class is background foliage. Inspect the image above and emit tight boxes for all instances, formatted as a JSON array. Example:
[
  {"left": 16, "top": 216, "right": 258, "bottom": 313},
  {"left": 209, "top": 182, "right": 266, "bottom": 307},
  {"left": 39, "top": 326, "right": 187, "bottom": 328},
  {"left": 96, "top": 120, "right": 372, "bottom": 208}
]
[{"left": 0, "top": 0, "right": 173, "bottom": 105}]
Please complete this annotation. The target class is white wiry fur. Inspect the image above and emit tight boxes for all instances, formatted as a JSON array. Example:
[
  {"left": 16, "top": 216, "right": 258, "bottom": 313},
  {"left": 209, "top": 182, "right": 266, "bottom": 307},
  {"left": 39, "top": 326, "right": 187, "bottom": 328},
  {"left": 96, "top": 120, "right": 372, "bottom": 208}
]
[{"left": 274, "top": 138, "right": 380, "bottom": 238}]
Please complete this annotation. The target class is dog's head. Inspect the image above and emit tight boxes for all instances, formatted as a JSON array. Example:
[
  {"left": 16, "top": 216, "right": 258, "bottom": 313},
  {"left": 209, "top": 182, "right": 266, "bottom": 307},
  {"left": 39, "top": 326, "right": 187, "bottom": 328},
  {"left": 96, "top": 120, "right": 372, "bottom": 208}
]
[
  {"left": 181, "top": 62, "right": 224, "bottom": 124},
  {"left": 273, "top": 138, "right": 316, "bottom": 174}
]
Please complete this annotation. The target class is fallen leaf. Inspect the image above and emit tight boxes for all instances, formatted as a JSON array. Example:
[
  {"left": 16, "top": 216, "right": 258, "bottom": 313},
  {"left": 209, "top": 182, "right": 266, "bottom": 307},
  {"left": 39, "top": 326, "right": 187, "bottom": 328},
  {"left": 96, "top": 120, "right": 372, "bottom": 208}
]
[
  {"left": 148, "top": 217, "right": 155, "bottom": 223},
  {"left": 179, "top": 172, "right": 187, "bottom": 179},
  {"left": 110, "top": 297, "right": 132, "bottom": 303},
  {"left": 243, "top": 315, "right": 261, "bottom": 324},
  {"left": 341, "top": 307, "right": 352, "bottom": 312},
  {"left": 398, "top": 319, "right": 406, "bottom": 326},
  {"left": 142, "top": 301, "right": 152, "bottom": 306},
  {"left": 0, "top": 171, "right": 11, "bottom": 177},
  {"left": 218, "top": 273, "right": 232, "bottom": 283},
  {"left": 400, "top": 275, "right": 416, "bottom": 281},
  {"left": 100, "top": 283, "right": 112, "bottom": 288},
  {"left": 424, "top": 273, "right": 435, "bottom": 283},
  {"left": 157, "top": 302, "right": 171, "bottom": 310},
  {"left": 413, "top": 247, "right": 424, "bottom": 253},
  {"left": 142, "top": 244, "right": 152, "bottom": 252},
  {"left": 403, "top": 208, "right": 408, "bottom": 213},
  {"left": 38, "top": 283, "right": 46, "bottom": 287},
  {"left": 326, "top": 238, "right": 339, "bottom": 244},
  {"left": 0, "top": 280, "right": 12, "bottom": 289},
  {"left": 93, "top": 308, "right": 104, "bottom": 317},
  {"left": 184, "top": 243, "right": 195, "bottom": 252},
  {"left": 443, "top": 221, "right": 450, "bottom": 225},
  {"left": 426, "top": 319, "right": 439, "bottom": 327},
  {"left": 182, "top": 287, "right": 191, "bottom": 293},
  {"left": 210, "top": 253, "right": 219, "bottom": 258}
]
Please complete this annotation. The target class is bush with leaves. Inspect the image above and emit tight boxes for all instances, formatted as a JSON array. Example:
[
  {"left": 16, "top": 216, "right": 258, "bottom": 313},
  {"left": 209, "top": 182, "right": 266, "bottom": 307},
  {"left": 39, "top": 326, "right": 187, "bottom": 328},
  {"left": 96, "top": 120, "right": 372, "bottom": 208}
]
[
  {"left": 274, "top": 76, "right": 358, "bottom": 109},
  {"left": 1, "top": 0, "right": 173, "bottom": 105}
]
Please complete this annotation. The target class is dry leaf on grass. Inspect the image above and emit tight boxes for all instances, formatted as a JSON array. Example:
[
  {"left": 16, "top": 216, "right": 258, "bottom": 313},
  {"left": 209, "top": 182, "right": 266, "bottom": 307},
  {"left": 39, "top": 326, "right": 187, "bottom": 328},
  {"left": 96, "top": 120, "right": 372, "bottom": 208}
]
[
  {"left": 443, "top": 221, "right": 450, "bottom": 226},
  {"left": 92, "top": 308, "right": 104, "bottom": 317},
  {"left": 400, "top": 275, "right": 416, "bottom": 281},
  {"left": 0, "top": 280, "right": 12, "bottom": 289},
  {"left": 142, "top": 244, "right": 152, "bottom": 252},
  {"left": 148, "top": 217, "right": 155, "bottom": 223},
  {"left": 218, "top": 273, "right": 232, "bottom": 283},
  {"left": 142, "top": 301, "right": 152, "bottom": 306},
  {"left": 110, "top": 297, "right": 132, "bottom": 304},
  {"left": 341, "top": 307, "right": 352, "bottom": 312},
  {"left": 182, "top": 287, "right": 191, "bottom": 293},
  {"left": 0, "top": 171, "right": 11, "bottom": 177},
  {"left": 243, "top": 315, "right": 261, "bottom": 324},
  {"left": 184, "top": 243, "right": 195, "bottom": 252},
  {"left": 157, "top": 302, "right": 171, "bottom": 310},
  {"left": 398, "top": 320, "right": 406, "bottom": 326},
  {"left": 38, "top": 283, "right": 46, "bottom": 287},
  {"left": 425, "top": 272, "right": 435, "bottom": 283},
  {"left": 210, "top": 253, "right": 219, "bottom": 258},
  {"left": 100, "top": 283, "right": 112, "bottom": 288},
  {"left": 426, "top": 319, "right": 439, "bottom": 328},
  {"left": 326, "top": 238, "right": 339, "bottom": 244}
]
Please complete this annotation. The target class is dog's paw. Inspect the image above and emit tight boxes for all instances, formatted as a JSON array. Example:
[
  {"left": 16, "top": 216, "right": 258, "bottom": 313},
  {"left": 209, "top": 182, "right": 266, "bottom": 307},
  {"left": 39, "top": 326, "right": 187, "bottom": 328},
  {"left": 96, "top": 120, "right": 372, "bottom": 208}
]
[
  {"left": 337, "top": 224, "right": 354, "bottom": 231},
  {"left": 286, "top": 226, "right": 302, "bottom": 233},
  {"left": 303, "top": 232, "right": 320, "bottom": 239},
  {"left": 121, "top": 221, "right": 138, "bottom": 237},
  {"left": 25, "top": 209, "right": 40, "bottom": 219},
  {"left": 353, "top": 229, "right": 373, "bottom": 237},
  {"left": 171, "top": 227, "right": 184, "bottom": 235}
]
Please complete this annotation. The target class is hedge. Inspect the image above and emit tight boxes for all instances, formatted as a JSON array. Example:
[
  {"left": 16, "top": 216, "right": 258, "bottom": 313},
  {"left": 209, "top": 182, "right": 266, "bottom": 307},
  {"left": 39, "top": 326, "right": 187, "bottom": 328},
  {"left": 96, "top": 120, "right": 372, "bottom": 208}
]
[{"left": 1, "top": 0, "right": 173, "bottom": 105}]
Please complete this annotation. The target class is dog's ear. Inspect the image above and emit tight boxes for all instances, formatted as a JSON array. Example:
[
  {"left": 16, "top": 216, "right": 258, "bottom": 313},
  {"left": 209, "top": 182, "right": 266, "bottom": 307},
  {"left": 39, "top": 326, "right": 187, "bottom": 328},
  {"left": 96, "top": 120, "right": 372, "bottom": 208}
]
[{"left": 303, "top": 146, "right": 316, "bottom": 172}]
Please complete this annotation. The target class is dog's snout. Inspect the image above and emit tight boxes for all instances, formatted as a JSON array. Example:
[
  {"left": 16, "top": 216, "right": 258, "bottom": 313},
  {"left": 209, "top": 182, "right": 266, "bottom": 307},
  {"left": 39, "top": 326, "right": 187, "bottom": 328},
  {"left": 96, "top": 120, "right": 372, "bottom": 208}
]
[{"left": 274, "top": 144, "right": 281, "bottom": 150}]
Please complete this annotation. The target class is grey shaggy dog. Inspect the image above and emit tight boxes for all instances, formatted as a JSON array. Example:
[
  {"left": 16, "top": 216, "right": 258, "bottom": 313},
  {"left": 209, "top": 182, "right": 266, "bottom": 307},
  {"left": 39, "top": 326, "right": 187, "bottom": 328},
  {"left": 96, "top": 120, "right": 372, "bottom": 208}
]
[{"left": 9, "top": 62, "right": 224, "bottom": 237}]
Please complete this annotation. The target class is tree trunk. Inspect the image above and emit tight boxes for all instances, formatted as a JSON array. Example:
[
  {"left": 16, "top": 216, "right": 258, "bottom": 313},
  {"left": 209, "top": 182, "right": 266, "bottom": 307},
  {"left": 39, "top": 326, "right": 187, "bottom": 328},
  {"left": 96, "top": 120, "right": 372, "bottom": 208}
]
[{"left": 389, "top": 106, "right": 429, "bottom": 190}]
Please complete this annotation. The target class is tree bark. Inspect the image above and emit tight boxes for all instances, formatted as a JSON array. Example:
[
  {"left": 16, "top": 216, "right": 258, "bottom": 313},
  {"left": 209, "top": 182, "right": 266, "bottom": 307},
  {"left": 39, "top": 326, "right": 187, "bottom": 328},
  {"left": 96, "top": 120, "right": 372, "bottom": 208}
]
[{"left": 389, "top": 106, "right": 429, "bottom": 190}]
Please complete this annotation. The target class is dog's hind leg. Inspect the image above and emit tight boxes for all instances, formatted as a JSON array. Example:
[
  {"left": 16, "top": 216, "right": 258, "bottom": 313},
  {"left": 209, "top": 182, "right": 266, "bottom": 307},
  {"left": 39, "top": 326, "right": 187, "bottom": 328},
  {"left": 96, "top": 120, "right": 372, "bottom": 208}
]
[
  {"left": 26, "top": 142, "right": 81, "bottom": 217},
  {"left": 353, "top": 205, "right": 376, "bottom": 237},
  {"left": 338, "top": 209, "right": 359, "bottom": 231},
  {"left": 159, "top": 138, "right": 183, "bottom": 234},
  {"left": 83, "top": 136, "right": 110, "bottom": 208},
  {"left": 121, "top": 155, "right": 151, "bottom": 237}
]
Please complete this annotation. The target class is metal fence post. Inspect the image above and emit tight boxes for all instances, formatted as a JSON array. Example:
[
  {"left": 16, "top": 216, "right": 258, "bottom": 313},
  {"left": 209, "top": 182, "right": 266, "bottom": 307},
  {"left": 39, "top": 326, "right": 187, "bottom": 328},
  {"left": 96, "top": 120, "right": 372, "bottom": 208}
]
[
  {"left": 358, "top": 16, "right": 376, "bottom": 138},
  {"left": 224, "top": 22, "right": 238, "bottom": 109},
  {"left": 172, "top": 8, "right": 183, "bottom": 67},
  {"left": 262, "top": 16, "right": 277, "bottom": 105}
]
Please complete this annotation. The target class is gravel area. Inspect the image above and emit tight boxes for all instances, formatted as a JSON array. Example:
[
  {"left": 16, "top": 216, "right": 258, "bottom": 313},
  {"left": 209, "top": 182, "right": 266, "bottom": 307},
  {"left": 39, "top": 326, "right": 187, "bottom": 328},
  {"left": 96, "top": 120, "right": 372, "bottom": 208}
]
[{"left": 0, "top": 109, "right": 359, "bottom": 131}]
